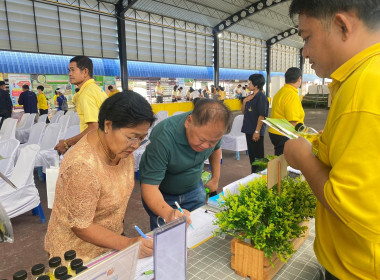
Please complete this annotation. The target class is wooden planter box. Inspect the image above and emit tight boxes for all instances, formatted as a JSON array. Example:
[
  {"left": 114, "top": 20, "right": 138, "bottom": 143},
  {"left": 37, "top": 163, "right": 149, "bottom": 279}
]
[{"left": 231, "top": 221, "right": 309, "bottom": 280}]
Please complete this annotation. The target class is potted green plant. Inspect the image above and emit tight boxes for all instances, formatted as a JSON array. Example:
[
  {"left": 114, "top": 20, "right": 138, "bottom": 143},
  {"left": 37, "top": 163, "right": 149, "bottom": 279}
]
[{"left": 214, "top": 176, "right": 316, "bottom": 279}]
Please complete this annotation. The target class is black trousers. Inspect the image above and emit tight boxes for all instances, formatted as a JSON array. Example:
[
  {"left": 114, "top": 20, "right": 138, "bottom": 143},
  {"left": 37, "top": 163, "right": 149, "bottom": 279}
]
[
  {"left": 245, "top": 134, "right": 264, "bottom": 173},
  {"left": 269, "top": 132, "right": 289, "bottom": 156},
  {"left": 39, "top": 109, "right": 48, "bottom": 115},
  {"left": 156, "top": 96, "right": 163, "bottom": 103},
  {"left": 325, "top": 269, "right": 340, "bottom": 280}
]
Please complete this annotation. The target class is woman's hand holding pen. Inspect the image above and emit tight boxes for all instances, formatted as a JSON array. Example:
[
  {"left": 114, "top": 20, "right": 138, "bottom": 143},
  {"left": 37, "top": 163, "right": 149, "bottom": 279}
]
[{"left": 138, "top": 237, "right": 153, "bottom": 258}]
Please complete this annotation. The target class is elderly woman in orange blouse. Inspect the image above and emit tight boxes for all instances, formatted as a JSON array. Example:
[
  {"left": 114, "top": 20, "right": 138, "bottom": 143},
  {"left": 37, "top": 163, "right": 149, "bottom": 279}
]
[{"left": 45, "top": 91, "right": 155, "bottom": 262}]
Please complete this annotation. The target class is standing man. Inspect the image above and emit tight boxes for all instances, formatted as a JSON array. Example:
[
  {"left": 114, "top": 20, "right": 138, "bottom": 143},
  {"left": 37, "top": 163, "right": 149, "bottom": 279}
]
[
  {"left": 107, "top": 85, "right": 119, "bottom": 98},
  {"left": 55, "top": 56, "right": 107, "bottom": 154},
  {"left": 0, "top": 81, "right": 12, "bottom": 129},
  {"left": 269, "top": 67, "right": 305, "bottom": 155},
  {"left": 241, "top": 74, "right": 269, "bottom": 173},
  {"left": 140, "top": 99, "right": 232, "bottom": 230},
  {"left": 284, "top": 1, "right": 380, "bottom": 279},
  {"left": 234, "top": 84, "right": 242, "bottom": 99},
  {"left": 155, "top": 81, "right": 164, "bottom": 103},
  {"left": 36, "top": 85, "right": 48, "bottom": 116},
  {"left": 18, "top": 85, "right": 38, "bottom": 114}
]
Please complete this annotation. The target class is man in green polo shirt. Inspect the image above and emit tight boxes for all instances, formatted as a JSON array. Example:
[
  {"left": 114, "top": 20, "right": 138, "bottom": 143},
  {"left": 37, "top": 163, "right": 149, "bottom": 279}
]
[{"left": 140, "top": 99, "right": 232, "bottom": 230}]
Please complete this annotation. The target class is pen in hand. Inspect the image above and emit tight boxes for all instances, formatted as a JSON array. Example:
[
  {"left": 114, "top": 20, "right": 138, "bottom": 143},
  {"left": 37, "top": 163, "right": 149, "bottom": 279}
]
[
  {"left": 174, "top": 201, "right": 194, "bottom": 229},
  {"left": 134, "top": 225, "right": 149, "bottom": 240}
]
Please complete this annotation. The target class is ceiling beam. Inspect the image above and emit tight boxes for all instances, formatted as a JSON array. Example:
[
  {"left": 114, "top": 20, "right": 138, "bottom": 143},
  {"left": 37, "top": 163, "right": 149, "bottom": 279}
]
[
  {"left": 265, "top": 26, "right": 298, "bottom": 46},
  {"left": 213, "top": 0, "right": 289, "bottom": 33},
  {"left": 119, "top": 0, "right": 138, "bottom": 15}
]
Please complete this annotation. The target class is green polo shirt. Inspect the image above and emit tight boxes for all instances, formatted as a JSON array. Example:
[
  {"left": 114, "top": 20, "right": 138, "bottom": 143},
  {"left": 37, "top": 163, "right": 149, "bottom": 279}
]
[{"left": 139, "top": 112, "right": 221, "bottom": 195}]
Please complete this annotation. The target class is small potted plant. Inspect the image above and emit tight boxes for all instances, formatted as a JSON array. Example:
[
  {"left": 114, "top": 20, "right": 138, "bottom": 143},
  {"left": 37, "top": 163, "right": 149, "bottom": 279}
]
[{"left": 214, "top": 176, "right": 316, "bottom": 280}]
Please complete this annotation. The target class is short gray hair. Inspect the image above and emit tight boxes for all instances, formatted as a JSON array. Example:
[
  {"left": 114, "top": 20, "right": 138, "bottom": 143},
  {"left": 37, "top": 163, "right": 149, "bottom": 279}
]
[{"left": 191, "top": 99, "right": 232, "bottom": 134}]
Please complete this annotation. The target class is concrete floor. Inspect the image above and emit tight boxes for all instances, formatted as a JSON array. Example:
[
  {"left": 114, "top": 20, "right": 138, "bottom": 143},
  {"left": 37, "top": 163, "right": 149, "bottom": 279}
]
[{"left": 0, "top": 108, "right": 329, "bottom": 279}]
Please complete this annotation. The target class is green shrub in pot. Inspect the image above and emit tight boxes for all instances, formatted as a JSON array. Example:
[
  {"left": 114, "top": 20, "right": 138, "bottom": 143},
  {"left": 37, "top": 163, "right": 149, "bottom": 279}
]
[{"left": 214, "top": 176, "right": 316, "bottom": 264}]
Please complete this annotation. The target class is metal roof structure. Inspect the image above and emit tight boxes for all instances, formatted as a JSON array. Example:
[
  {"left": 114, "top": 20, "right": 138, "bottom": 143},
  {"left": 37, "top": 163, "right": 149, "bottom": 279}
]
[{"left": 127, "top": 0, "right": 302, "bottom": 48}]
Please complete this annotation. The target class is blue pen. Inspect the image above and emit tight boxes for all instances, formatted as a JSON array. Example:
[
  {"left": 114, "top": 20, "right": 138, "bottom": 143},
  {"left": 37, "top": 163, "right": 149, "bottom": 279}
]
[
  {"left": 174, "top": 201, "right": 194, "bottom": 229},
  {"left": 134, "top": 225, "right": 149, "bottom": 240}
]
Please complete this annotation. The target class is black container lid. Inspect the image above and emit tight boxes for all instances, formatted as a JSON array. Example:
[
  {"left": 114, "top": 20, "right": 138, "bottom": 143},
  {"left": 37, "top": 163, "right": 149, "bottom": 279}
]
[
  {"left": 70, "top": 258, "right": 83, "bottom": 270},
  {"left": 36, "top": 276, "right": 50, "bottom": 280},
  {"left": 31, "top": 264, "right": 45, "bottom": 275},
  {"left": 75, "top": 266, "right": 88, "bottom": 274},
  {"left": 64, "top": 250, "right": 76, "bottom": 261},
  {"left": 54, "top": 266, "right": 68, "bottom": 278},
  {"left": 12, "top": 270, "right": 27, "bottom": 280},
  {"left": 48, "top": 256, "right": 62, "bottom": 268}
]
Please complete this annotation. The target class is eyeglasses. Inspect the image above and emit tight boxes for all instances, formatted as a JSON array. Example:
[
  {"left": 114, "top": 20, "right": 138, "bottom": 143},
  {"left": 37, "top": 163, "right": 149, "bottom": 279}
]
[{"left": 119, "top": 130, "right": 148, "bottom": 146}]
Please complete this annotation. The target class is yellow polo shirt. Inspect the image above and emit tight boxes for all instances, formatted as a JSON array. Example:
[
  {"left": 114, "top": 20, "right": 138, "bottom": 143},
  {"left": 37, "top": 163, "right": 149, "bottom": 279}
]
[
  {"left": 108, "top": 89, "right": 119, "bottom": 98},
  {"left": 315, "top": 43, "right": 380, "bottom": 279},
  {"left": 37, "top": 92, "right": 48, "bottom": 110},
  {"left": 218, "top": 90, "right": 226, "bottom": 100},
  {"left": 76, "top": 79, "right": 107, "bottom": 132},
  {"left": 269, "top": 84, "right": 304, "bottom": 135}
]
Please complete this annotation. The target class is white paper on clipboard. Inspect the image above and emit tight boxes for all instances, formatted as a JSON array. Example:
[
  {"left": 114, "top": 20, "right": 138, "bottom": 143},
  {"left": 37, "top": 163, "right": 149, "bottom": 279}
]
[{"left": 154, "top": 216, "right": 187, "bottom": 280}]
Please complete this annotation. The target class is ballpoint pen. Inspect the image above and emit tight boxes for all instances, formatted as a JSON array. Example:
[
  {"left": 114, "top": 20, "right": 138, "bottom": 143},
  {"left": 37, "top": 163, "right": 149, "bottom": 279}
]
[
  {"left": 134, "top": 225, "right": 149, "bottom": 240},
  {"left": 174, "top": 201, "right": 194, "bottom": 229}
]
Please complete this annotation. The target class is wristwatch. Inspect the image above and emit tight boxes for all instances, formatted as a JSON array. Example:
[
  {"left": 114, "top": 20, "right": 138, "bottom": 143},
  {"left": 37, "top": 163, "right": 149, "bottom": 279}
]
[{"left": 254, "top": 130, "right": 259, "bottom": 134}]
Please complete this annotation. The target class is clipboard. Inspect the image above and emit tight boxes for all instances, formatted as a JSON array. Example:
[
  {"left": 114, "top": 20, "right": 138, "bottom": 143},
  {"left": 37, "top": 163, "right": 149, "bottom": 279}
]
[{"left": 153, "top": 216, "right": 187, "bottom": 280}]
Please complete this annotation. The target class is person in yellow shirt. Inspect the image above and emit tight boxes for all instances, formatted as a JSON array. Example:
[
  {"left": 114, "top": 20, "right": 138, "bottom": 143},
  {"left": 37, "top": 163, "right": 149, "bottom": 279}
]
[
  {"left": 269, "top": 67, "right": 304, "bottom": 155},
  {"left": 53, "top": 89, "right": 59, "bottom": 107},
  {"left": 284, "top": 1, "right": 380, "bottom": 279},
  {"left": 36, "top": 85, "right": 48, "bottom": 116},
  {"left": 107, "top": 85, "right": 119, "bottom": 98},
  {"left": 217, "top": 86, "right": 226, "bottom": 102},
  {"left": 55, "top": 56, "right": 107, "bottom": 155},
  {"left": 155, "top": 81, "right": 164, "bottom": 103}
]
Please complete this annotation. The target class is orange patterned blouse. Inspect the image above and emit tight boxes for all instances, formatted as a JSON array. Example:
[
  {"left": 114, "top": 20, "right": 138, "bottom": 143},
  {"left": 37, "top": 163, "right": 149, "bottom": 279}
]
[{"left": 45, "top": 135, "right": 134, "bottom": 262}]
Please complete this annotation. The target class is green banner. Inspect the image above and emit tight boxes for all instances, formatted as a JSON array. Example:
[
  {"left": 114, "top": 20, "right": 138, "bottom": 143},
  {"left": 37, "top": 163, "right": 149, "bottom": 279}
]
[
  {"left": 45, "top": 75, "right": 69, "bottom": 84},
  {"left": 94, "top": 76, "right": 104, "bottom": 86},
  {"left": 104, "top": 76, "right": 116, "bottom": 85}
]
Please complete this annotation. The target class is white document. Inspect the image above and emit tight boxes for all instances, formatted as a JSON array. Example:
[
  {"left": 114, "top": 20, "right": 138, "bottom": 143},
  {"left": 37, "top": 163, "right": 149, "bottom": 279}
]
[
  {"left": 135, "top": 256, "right": 153, "bottom": 280},
  {"left": 187, "top": 207, "right": 218, "bottom": 249}
]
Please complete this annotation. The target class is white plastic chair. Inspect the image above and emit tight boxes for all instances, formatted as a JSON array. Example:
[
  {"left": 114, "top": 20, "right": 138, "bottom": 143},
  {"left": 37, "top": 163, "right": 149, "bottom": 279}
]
[
  {"left": 15, "top": 113, "right": 36, "bottom": 143},
  {"left": 0, "top": 118, "right": 18, "bottom": 140},
  {"left": 34, "top": 123, "right": 62, "bottom": 171},
  {"left": 153, "top": 111, "right": 169, "bottom": 127},
  {"left": 16, "top": 113, "right": 30, "bottom": 128},
  {"left": 64, "top": 125, "right": 80, "bottom": 139},
  {"left": 57, "top": 114, "right": 71, "bottom": 140},
  {"left": 50, "top": 110, "right": 64, "bottom": 123},
  {"left": 221, "top": 115, "right": 247, "bottom": 160},
  {"left": 0, "top": 144, "right": 45, "bottom": 223},
  {"left": 37, "top": 114, "right": 48, "bottom": 123},
  {"left": 68, "top": 113, "right": 80, "bottom": 126},
  {"left": 0, "top": 139, "right": 20, "bottom": 180}
]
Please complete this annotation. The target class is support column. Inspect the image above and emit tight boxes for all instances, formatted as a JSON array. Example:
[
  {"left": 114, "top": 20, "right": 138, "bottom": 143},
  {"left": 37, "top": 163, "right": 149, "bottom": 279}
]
[
  {"left": 116, "top": 2, "right": 128, "bottom": 90},
  {"left": 265, "top": 44, "right": 271, "bottom": 97},
  {"left": 213, "top": 30, "right": 219, "bottom": 87},
  {"left": 299, "top": 48, "right": 304, "bottom": 75}
]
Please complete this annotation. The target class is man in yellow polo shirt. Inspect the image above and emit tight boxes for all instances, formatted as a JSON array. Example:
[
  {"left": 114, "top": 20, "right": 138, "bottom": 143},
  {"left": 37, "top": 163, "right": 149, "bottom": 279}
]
[
  {"left": 36, "top": 85, "right": 48, "bottom": 116},
  {"left": 284, "top": 1, "right": 380, "bottom": 279},
  {"left": 269, "top": 67, "right": 304, "bottom": 155},
  {"left": 107, "top": 85, "right": 119, "bottom": 98},
  {"left": 55, "top": 56, "right": 107, "bottom": 154}
]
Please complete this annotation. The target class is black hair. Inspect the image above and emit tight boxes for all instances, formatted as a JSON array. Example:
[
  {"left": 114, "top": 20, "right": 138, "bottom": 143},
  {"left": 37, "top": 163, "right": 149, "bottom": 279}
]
[
  {"left": 248, "top": 74, "right": 266, "bottom": 90},
  {"left": 108, "top": 85, "right": 114, "bottom": 90},
  {"left": 173, "top": 85, "right": 178, "bottom": 91},
  {"left": 22, "top": 84, "right": 29, "bottom": 90},
  {"left": 289, "top": 0, "right": 380, "bottom": 30},
  {"left": 37, "top": 85, "right": 44, "bottom": 91},
  {"left": 0, "top": 81, "right": 5, "bottom": 86},
  {"left": 178, "top": 87, "right": 183, "bottom": 91},
  {"left": 285, "top": 67, "right": 302, "bottom": 84},
  {"left": 75, "top": 88, "right": 80, "bottom": 93},
  {"left": 98, "top": 90, "right": 156, "bottom": 131},
  {"left": 70, "top": 56, "right": 93, "bottom": 78},
  {"left": 189, "top": 87, "right": 195, "bottom": 93},
  {"left": 191, "top": 99, "right": 232, "bottom": 134}
]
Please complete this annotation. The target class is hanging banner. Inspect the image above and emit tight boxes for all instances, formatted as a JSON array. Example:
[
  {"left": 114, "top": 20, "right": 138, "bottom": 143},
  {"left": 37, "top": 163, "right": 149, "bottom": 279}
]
[
  {"left": 45, "top": 75, "right": 69, "bottom": 84},
  {"left": 184, "top": 78, "right": 194, "bottom": 87}
]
